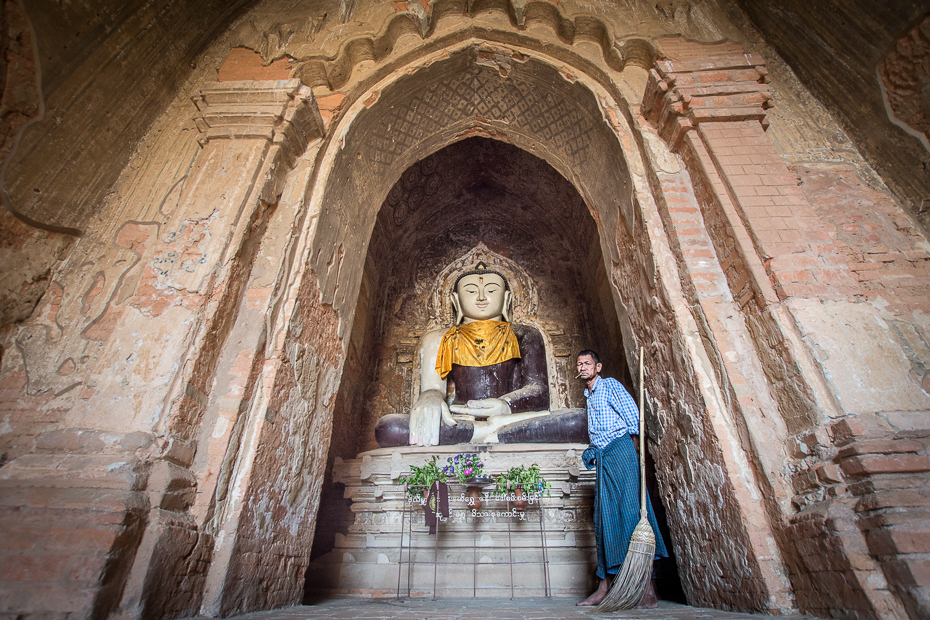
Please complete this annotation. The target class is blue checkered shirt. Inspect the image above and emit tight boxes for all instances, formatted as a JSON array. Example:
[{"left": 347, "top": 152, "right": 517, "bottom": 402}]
[{"left": 584, "top": 376, "right": 639, "bottom": 449}]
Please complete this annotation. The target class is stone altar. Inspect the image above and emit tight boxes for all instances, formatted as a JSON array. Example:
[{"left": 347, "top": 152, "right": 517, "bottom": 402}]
[{"left": 304, "top": 444, "right": 597, "bottom": 598}]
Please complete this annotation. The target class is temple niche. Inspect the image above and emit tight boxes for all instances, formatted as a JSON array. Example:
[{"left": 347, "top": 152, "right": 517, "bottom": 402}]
[
  {"left": 327, "top": 138, "right": 631, "bottom": 461},
  {"left": 306, "top": 137, "right": 660, "bottom": 597}
]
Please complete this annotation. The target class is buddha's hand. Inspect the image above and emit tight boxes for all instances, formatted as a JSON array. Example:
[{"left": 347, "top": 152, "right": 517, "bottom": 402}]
[
  {"left": 409, "top": 389, "right": 456, "bottom": 446},
  {"left": 449, "top": 397, "right": 511, "bottom": 417}
]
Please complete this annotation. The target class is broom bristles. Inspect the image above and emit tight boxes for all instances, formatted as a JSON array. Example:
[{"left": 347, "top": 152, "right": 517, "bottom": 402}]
[{"left": 596, "top": 518, "right": 656, "bottom": 612}]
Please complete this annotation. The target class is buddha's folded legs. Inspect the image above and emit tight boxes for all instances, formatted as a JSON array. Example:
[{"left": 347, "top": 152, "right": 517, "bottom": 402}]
[
  {"left": 494, "top": 408, "right": 589, "bottom": 444},
  {"left": 373, "top": 408, "right": 588, "bottom": 447},
  {"left": 375, "top": 413, "right": 474, "bottom": 447}
]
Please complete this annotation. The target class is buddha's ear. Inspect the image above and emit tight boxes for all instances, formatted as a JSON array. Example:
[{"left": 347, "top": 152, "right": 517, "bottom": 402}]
[
  {"left": 503, "top": 290, "right": 513, "bottom": 322},
  {"left": 451, "top": 292, "right": 464, "bottom": 325}
]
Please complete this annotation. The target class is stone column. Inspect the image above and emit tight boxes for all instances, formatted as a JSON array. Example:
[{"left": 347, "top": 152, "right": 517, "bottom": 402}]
[
  {"left": 0, "top": 79, "right": 323, "bottom": 620},
  {"left": 112, "top": 79, "right": 324, "bottom": 620}
]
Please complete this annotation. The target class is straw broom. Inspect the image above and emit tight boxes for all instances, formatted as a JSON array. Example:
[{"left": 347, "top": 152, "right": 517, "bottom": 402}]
[{"left": 596, "top": 346, "right": 656, "bottom": 612}]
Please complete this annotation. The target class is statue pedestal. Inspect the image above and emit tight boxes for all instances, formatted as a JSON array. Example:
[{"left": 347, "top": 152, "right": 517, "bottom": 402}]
[{"left": 305, "top": 444, "right": 598, "bottom": 598}]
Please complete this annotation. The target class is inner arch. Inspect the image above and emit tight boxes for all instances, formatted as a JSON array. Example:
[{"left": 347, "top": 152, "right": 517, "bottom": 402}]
[
  {"left": 308, "top": 43, "right": 636, "bottom": 333},
  {"left": 309, "top": 138, "right": 685, "bottom": 600},
  {"left": 301, "top": 40, "right": 686, "bottom": 600}
]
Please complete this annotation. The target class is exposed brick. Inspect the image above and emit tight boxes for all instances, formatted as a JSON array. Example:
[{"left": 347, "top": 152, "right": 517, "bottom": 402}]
[
  {"left": 848, "top": 474, "right": 929, "bottom": 497},
  {"left": 316, "top": 93, "right": 347, "bottom": 132},
  {"left": 866, "top": 527, "right": 930, "bottom": 555},
  {"left": 832, "top": 416, "right": 895, "bottom": 447},
  {"left": 65, "top": 556, "right": 107, "bottom": 584},
  {"left": 0, "top": 527, "right": 40, "bottom": 551},
  {"left": 858, "top": 507, "right": 930, "bottom": 531},
  {"left": 838, "top": 439, "right": 925, "bottom": 459},
  {"left": 882, "top": 556, "right": 930, "bottom": 587},
  {"left": 217, "top": 47, "right": 294, "bottom": 82},
  {"left": 0, "top": 555, "right": 70, "bottom": 582},
  {"left": 0, "top": 582, "right": 95, "bottom": 613},
  {"left": 43, "top": 529, "right": 119, "bottom": 553},
  {"left": 858, "top": 489, "right": 930, "bottom": 512},
  {"left": 816, "top": 463, "right": 844, "bottom": 484},
  {"left": 839, "top": 453, "right": 930, "bottom": 478}
]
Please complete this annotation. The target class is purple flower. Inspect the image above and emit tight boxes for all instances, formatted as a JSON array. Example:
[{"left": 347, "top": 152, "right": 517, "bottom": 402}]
[{"left": 465, "top": 468, "right": 473, "bottom": 476}]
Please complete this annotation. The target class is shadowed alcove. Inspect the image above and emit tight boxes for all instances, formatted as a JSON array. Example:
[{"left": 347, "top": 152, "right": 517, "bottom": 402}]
[
  {"left": 332, "top": 136, "right": 629, "bottom": 461},
  {"left": 308, "top": 136, "right": 683, "bottom": 601}
]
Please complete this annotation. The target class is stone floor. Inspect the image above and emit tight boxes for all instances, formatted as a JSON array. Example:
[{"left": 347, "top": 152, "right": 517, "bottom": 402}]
[{"left": 198, "top": 598, "right": 816, "bottom": 620}]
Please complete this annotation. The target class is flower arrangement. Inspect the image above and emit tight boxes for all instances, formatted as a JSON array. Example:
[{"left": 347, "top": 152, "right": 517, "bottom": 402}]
[
  {"left": 443, "top": 453, "right": 485, "bottom": 484},
  {"left": 493, "top": 464, "right": 550, "bottom": 496},
  {"left": 398, "top": 456, "right": 447, "bottom": 499}
]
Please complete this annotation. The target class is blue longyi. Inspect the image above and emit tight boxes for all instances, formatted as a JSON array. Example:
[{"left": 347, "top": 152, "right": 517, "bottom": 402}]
[{"left": 583, "top": 434, "right": 668, "bottom": 579}]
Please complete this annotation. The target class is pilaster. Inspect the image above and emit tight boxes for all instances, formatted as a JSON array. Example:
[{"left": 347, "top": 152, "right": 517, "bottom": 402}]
[
  {"left": 642, "top": 54, "right": 858, "bottom": 305},
  {"left": 642, "top": 47, "right": 924, "bottom": 619},
  {"left": 113, "top": 79, "right": 324, "bottom": 620}
]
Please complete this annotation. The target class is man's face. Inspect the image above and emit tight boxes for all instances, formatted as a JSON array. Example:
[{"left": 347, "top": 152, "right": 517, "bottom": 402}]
[
  {"left": 576, "top": 355, "right": 601, "bottom": 380},
  {"left": 455, "top": 273, "right": 506, "bottom": 322}
]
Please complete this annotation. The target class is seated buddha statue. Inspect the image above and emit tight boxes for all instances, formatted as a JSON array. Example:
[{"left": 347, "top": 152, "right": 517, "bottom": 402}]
[{"left": 374, "top": 262, "right": 587, "bottom": 447}]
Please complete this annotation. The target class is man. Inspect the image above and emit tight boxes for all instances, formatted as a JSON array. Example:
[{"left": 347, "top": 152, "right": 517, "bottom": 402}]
[{"left": 576, "top": 349, "right": 667, "bottom": 608}]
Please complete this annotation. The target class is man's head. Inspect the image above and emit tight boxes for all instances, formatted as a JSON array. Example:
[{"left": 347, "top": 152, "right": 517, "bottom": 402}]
[
  {"left": 576, "top": 350, "right": 602, "bottom": 381},
  {"left": 452, "top": 262, "right": 512, "bottom": 324}
]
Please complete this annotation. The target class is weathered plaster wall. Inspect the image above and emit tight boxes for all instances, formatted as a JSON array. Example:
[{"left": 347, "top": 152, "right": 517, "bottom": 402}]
[
  {"left": 0, "top": 0, "right": 74, "bottom": 334},
  {"left": 2, "top": 0, "right": 253, "bottom": 233},
  {"left": 0, "top": 59, "right": 324, "bottom": 617},
  {"left": 0, "top": 0, "right": 752, "bottom": 235}
]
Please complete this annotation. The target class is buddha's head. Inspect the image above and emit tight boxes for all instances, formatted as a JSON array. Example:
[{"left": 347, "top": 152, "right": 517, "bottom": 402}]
[{"left": 451, "top": 262, "right": 512, "bottom": 324}]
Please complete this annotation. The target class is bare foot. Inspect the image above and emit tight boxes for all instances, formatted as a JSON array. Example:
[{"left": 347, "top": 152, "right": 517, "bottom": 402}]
[
  {"left": 577, "top": 576, "right": 612, "bottom": 606},
  {"left": 636, "top": 578, "right": 658, "bottom": 609}
]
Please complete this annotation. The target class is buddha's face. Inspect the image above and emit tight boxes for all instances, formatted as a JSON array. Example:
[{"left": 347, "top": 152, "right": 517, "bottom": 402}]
[{"left": 454, "top": 273, "right": 509, "bottom": 323}]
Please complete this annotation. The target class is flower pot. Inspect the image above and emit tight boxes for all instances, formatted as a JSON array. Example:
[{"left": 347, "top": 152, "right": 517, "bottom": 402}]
[
  {"left": 513, "top": 487, "right": 527, "bottom": 512},
  {"left": 466, "top": 486, "right": 482, "bottom": 510}
]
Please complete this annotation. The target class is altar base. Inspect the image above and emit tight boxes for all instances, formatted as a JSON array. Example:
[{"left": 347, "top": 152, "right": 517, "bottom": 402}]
[{"left": 305, "top": 444, "right": 597, "bottom": 598}]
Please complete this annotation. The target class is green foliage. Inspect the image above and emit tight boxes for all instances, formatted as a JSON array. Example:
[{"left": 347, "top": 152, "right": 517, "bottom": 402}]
[
  {"left": 398, "top": 456, "right": 447, "bottom": 499},
  {"left": 493, "top": 464, "right": 550, "bottom": 496}
]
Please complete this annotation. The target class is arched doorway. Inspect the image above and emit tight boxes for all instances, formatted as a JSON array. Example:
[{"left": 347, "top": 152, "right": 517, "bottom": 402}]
[
  {"left": 6, "top": 1, "right": 925, "bottom": 617},
  {"left": 273, "top": 38, "right": 774, "bottom": 609},
  {"left": 308, "top": 134, "right": 687, "bottom": 599}
]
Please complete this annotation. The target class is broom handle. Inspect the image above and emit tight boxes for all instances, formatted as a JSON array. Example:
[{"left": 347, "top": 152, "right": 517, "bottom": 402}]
[{"left": 639, "top": 346, "right": 646, "bottom": 519}]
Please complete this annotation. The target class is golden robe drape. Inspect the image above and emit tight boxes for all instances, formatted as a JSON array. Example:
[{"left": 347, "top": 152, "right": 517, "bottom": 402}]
[{"left": 435, "top": 320, "right": 521, "bottom": 379}]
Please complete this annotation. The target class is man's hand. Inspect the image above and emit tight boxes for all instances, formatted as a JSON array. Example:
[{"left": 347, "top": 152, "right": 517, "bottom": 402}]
[
  {"left": 449, "top": 397, "right": 511, "bottom": 418},
  {"left": 409, "top": 389, "right": 456, "bottom": 446}
]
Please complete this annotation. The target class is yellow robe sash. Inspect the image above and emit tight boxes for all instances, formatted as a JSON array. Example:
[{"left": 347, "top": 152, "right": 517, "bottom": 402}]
[{"left": 435, "top": 320, "right": 521, "bottom": 379}]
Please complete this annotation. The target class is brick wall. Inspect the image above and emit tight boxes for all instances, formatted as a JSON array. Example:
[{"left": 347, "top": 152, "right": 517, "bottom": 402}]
[
  {"left": 796, "top": 164, "right": 930, "bottom": 317},
  {"left": 0, "top": 434, "right": 150, "bottom": 620},
  {"left": 696, "top": 121, "right": 859, "bottom": 300},
  {"left": 837, "top": 427, "right": 930, "bottom": 619},
  {"left": 643, "top": 38, "right": 930, "bottom": 619}
]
